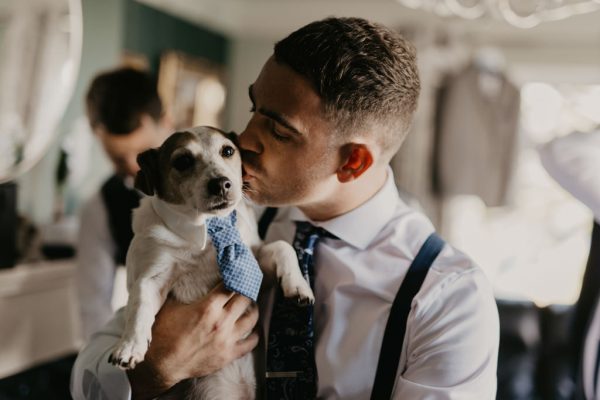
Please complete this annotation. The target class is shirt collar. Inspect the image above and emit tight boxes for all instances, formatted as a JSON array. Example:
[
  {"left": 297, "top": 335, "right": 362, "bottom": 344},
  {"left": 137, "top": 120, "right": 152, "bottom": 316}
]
[
  {"left": 288, "top": 167, "right": 402, "bottom": 250},
  {"left": 151, "top": 197, "right": 208, "bottom": 249}
]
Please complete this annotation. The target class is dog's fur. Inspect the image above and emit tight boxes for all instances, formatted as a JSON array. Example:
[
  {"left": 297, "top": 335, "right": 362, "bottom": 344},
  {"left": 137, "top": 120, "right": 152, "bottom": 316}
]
[{"left": 109, "top": 126, "right": 314, "bottom": 399}]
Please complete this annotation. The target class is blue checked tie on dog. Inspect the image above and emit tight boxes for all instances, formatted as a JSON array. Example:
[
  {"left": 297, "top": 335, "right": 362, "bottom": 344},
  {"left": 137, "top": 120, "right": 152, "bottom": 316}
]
[
  {"left": 207, "top": 210, "right": 263, "bottom": 302},
  {"left": 266, "top": 221, "right": 336, "bottom": 400}
]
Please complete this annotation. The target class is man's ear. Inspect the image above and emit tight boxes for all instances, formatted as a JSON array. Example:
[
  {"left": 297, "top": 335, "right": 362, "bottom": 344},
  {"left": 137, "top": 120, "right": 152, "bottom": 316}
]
[
  {"left": 336, "top": 143, "right": 374, "bottom": 183},
  {"left": 135, "top": 148, "right": 160, "bottom": 196}
]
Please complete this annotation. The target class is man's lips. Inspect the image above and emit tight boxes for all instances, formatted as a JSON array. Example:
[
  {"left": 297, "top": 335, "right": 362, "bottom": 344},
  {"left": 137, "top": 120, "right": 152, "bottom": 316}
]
[{"left": 242, "top": 164, "right": 256, "bottom": 180}]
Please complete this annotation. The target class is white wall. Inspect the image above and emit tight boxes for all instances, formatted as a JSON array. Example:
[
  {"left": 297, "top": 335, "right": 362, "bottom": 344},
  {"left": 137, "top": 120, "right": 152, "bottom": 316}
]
[
  {"left": 223, "top": 26, "right": 600, "bottom": 136},
  {"left": 225, "top": 37, "right": 273, "bottom": 133},
  {"left": 503, "top": 45, "right": 600, "bottom": 85}
]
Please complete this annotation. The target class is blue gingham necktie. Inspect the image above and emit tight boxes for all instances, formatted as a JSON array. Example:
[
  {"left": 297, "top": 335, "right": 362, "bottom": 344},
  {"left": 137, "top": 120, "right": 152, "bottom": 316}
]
[
  {"left": 206, "top": 210, "right": 263, "bottom": 301},
  {"left": 266, "top": 221, "right": 334, "bottom": 400}
]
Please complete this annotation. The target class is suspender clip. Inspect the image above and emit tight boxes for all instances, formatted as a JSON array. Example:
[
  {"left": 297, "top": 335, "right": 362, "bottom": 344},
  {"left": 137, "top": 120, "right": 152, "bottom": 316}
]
[{"left": 266, "top": 371, "right": 301, "bottom": 379}]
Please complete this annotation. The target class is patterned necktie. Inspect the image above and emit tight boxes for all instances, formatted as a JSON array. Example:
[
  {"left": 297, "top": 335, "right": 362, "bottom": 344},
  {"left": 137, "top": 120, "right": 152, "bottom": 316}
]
[
  {"left": 266, "top": 221, "right": 333, "bottom": 400},
  {"left": 206, "top": 210, "right": 263, "bottom": 301}
]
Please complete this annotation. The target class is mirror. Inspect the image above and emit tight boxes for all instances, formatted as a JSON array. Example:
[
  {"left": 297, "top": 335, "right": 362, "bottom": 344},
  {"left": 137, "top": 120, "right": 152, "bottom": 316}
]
[{"left": 0, "top": 0, "right": 82, "bottom": 182}]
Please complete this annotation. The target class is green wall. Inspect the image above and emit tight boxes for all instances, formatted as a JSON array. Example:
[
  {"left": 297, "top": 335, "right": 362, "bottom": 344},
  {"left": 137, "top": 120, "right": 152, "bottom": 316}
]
[
  {"left": 19, "top": 0, "right": 126, "bottom": 223},
  {"left": 123, "top": 1, "right": 228, "bottom": 73},
  {"left": 59, "top": 0, "right": 230, "bottom": 130},
  {"left": 60, "top": 0, "right": 126, "bottom": 137},
  {"left": 18, "top": 0, "right": 230, "bottom": 223}
]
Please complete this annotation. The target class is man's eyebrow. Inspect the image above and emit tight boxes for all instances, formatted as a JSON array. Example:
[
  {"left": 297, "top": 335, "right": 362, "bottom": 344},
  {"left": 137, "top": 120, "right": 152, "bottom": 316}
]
[
  {"left": 260, "top": 109, "right": 303, "bottom": 136},
  {"left": 248, "top": 84, "right": 303, "bottom": 136}
]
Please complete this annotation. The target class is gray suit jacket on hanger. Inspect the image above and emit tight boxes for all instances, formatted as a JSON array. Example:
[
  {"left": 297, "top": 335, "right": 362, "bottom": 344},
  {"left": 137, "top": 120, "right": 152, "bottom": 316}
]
[{"left": 435, "top": 65, "right": 520, "bottom": 207}]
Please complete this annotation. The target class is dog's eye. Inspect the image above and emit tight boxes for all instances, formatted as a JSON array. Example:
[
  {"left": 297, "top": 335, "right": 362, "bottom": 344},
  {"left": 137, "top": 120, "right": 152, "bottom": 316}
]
[
  {"left": 172, "top": 154, "right": 195, "bottom": 172},
  {"left": 221, "top": 145, "right": 235, "bottom": 158}
]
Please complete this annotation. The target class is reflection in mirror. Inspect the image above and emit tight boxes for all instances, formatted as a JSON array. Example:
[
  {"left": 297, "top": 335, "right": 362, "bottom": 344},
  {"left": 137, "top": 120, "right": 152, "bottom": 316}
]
[{"left": 0, "top": 0, "right": 81, "bottom": 182}]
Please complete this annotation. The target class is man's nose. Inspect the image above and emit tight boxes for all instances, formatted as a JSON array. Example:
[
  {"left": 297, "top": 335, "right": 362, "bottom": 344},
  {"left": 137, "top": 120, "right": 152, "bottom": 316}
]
[
  {"left": 124, "top": 156, "right": 141, "bottom": 178},
  {"left": 238, "top": 120, "right": 263, "bottom": 155}
]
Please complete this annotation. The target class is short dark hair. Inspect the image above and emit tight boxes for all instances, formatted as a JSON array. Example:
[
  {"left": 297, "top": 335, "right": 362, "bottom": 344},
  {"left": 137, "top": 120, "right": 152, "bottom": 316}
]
[
  {"left": 86, "top": 67, "right": 163, "bottom": 135},
  {"left": 274, "top": 17, "right": 420, "bottom": 159}
]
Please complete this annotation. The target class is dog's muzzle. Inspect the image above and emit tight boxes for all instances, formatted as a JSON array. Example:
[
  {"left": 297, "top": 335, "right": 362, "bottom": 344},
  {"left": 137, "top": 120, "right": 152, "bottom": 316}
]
[{"left": 208, "top": 176, "right": 232, "bottom": 198}]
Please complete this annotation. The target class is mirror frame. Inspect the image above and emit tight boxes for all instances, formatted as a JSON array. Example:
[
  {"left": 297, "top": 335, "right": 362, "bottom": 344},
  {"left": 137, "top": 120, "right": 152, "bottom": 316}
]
[{"left": 0, "top": 0, "right": 82, "bottom": 183}]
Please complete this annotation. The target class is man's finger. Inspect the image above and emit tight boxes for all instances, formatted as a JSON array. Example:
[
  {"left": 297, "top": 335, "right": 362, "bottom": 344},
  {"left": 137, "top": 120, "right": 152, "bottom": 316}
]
[
  {"left": 235, "top": 331, "right": 260, "bottom": 358},
  {"left": 198, "top": 282, "right": 236, "bottom": 308},
  {"left": 223, "top": 293, "right": 253, "bottom": 319},
  {"left": 235, "top": 304, "right": 259, "bottom": 333},
  {"left": 157, "top": 295, "right": 184, "bottom": 315}
]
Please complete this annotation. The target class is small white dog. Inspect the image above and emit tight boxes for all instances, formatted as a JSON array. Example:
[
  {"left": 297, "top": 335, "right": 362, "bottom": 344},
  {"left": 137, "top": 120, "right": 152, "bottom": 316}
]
[{"left": 109, "top": 126, "right": 314, "bottom": 399}]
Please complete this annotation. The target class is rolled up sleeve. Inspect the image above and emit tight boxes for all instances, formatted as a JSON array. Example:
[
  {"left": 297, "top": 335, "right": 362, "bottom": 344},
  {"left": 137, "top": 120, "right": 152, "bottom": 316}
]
[{"left": 71, "top": 308, "right": 132, "bottom": 400}]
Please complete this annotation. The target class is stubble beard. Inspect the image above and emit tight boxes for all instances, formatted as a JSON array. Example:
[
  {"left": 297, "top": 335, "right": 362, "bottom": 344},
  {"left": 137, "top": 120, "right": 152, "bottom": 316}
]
[
  {"left": 244, "top": 172, "right": 320, "bottom": 208},
  {"left": 244, "top": 179, "right": 302, "bottom": 207}
]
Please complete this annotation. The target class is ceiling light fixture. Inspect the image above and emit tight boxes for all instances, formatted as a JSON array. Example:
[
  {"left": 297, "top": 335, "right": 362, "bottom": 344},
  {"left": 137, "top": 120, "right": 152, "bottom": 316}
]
[{"left": 396, "top": 0, "right": 600, "bottom": 28}]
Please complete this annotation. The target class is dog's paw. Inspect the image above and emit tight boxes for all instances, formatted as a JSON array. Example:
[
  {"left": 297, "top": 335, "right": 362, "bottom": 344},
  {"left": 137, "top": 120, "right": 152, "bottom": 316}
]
[
  {"left": 281, "top": 274, "right": 315, "bottom": 306},
  {"left": 109, "top": 338, "right": 150, "bottom": 370}
]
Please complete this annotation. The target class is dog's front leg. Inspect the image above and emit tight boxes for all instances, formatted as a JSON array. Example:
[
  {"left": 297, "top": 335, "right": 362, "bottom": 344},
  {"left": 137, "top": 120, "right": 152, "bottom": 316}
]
[
  {"left": 110, "top": 258, "right": 174, "bottom": 370},
  {"left": 257, "top": 240, "right": 314, "bottom": 305}
]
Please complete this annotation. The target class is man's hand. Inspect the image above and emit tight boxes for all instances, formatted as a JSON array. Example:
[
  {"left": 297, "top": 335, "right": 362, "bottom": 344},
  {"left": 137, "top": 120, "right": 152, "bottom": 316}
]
[{"left": 126, "top": 283, "right": 260, "bottom": 400}]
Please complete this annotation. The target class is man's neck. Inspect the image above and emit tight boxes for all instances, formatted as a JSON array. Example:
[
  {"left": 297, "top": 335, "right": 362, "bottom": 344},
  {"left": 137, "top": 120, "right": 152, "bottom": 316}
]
[{"left": 299, "top": 166, "right": 388, "bottom": 222}]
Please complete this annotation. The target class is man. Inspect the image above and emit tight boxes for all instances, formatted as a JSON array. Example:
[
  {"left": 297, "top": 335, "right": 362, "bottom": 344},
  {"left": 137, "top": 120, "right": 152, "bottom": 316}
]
[
  {"left": 540, "top": 129, "right": 600, "bottom": 400},
  {"left": 77, "top": 67, "right": 173, "bottom": 339},
  {"left": 72, "top": 18, "right": 499, "bottom": 399}
]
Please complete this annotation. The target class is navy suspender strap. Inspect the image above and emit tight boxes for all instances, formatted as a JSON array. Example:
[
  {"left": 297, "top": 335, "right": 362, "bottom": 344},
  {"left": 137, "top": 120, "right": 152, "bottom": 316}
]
[
  {"left": 594, "top": 339, "right": 600, "bottom": 397},
  {"left": 370, "top": 233, "right": 446, "bottom": 400},
  {"left": 258, "top": 207, "right": 278, "bottom": 240}
]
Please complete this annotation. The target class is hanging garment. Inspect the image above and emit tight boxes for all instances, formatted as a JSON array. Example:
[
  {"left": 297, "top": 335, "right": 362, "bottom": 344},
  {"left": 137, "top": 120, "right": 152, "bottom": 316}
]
[{"left": 434, "top": 64, "right": 520, "bottom": 207}]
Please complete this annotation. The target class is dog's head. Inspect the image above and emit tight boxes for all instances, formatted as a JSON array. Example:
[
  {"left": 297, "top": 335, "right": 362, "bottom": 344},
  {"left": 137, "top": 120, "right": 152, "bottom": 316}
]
[{"left": 135, "top": 126, "right": 242, "bottom": 217}]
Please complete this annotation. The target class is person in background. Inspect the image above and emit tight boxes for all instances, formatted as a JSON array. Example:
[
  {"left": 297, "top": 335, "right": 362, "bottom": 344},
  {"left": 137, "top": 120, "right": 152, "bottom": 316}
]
[
  {"left": 540, "top": 129, "right": 600, "bottom": 400},
  {"left": 72, "top": 18, "right": 499, "bottom": 400},
  {"left": 77, "top": 67, "right": 173, "bottom": 339}
]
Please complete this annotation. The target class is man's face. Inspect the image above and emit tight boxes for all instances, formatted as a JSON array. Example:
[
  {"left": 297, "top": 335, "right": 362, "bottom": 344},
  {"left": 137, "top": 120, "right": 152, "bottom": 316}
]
[
  {"left": 96, "top": 115, "right": 169, "bottom": 178},
  {"left": 239, "top": 56, "right": 341, "bottom": 207}
]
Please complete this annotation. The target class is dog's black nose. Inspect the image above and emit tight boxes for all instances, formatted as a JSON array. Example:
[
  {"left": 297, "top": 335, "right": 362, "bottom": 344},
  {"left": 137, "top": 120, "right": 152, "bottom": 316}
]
[{"left": 208, "top": 177, "right": 232, "bottom": 197}]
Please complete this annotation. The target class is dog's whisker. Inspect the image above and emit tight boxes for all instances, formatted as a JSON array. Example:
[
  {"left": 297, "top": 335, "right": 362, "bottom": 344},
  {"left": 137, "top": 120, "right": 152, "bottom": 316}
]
[
  {"left": 242, "top": 184, "right": 258, "bottom": 196},
  {"left": 242, "top": 190, "right": 258, "bottom": 202},
  {"left": 242, "top": 188, "right": 256, "bottom": 204}
]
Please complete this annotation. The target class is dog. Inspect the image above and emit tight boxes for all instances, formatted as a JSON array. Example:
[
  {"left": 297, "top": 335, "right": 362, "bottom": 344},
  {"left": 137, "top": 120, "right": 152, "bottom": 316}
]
[{"left": 109, "top": 126, "right": 314, "bottom": 399}]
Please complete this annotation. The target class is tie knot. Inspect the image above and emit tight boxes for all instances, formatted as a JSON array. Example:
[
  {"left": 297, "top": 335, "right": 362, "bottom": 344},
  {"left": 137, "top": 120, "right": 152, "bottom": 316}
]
[
  {"left": 207, "top": 211, "right": 239, "bottom": 248},
  {"left": 295, "top": 221, "right": 336, "bottom": 238},
  {"left": 294, "top": 221, "right": 337, "bottom": 253},
  {"left": 207, "top": 210, "right": 237, "bottom": 234}
]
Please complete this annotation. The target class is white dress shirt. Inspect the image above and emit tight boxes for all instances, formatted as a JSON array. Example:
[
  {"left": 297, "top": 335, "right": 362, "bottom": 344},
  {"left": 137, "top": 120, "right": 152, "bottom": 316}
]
[
  {"left": 71, "top": 169, "right": 499, "bottom": 399},
  {"left": 540, "top": 130, "right": 600, "bottom": 399},
  {"left": 77, "top": 193, "right": 120, "bottom": 340}
]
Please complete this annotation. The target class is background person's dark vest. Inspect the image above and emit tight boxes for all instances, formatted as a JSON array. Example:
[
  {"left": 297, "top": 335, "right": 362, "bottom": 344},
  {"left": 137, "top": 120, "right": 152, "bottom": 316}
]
[
  {"left": 573, "top": 222, "right": 600, "bottom": 391},
  {"left": 100, "top": 175, "right": 141, "bottom": 265}
]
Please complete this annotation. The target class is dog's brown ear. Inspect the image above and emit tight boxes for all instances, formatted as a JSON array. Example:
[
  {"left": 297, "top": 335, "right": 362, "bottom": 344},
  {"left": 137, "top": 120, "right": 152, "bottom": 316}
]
[
  {"left": 225, "top": 131, "right": 239, "bottom": 146},
  {"left": 135, "top": 149, "right": 160, "bottom": 196}
]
